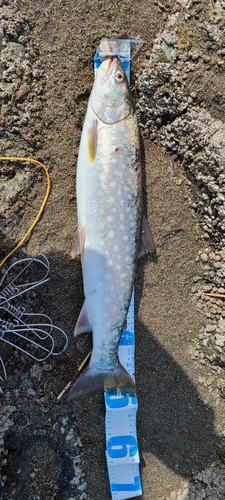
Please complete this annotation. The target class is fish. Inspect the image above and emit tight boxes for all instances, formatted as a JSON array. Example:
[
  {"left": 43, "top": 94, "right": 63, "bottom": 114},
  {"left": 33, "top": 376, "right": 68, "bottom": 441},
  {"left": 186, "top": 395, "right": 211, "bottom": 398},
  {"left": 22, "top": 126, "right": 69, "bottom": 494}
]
[{"left": 68, "top": 56, "right": 154, "bottom": 400}]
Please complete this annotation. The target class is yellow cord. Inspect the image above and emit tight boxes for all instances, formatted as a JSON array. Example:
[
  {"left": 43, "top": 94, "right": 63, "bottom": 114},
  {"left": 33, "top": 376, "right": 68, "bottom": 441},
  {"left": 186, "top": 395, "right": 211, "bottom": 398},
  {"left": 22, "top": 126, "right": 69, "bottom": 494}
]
[{"left": 0, "top": 157, "right": 51, "bottom": 267}]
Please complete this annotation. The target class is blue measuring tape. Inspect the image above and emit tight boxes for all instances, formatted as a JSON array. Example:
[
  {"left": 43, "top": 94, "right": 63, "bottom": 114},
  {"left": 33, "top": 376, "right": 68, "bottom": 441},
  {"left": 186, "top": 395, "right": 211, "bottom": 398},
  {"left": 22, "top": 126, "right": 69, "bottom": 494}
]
[
  {"left": 105, "top": 292, "right": 142, "bottom": 500},
  {"left": 94, "top": 39, "right": 143, "bottom": 500}
]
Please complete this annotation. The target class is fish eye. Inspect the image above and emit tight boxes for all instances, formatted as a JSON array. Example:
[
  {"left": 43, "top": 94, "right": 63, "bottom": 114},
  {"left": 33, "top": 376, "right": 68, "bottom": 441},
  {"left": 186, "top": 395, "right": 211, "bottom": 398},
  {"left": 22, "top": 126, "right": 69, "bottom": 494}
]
[{"left": 115, "top": 70, "right": 124, "bottom": 83}]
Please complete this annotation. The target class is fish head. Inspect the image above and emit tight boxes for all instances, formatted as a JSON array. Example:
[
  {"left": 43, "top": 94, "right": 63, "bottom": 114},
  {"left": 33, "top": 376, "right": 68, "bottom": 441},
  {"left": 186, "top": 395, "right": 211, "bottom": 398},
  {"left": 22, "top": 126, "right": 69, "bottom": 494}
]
[{"left": 91, "top": 57, "right": 134, "bottom": 124}]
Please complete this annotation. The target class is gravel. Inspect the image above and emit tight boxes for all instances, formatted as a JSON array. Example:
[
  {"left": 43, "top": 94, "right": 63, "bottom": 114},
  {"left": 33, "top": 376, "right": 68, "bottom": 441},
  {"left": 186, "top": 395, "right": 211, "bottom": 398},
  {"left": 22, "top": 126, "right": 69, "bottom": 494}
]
[
  {"left": 137, "top": 0, "right": 225, "bottom": 374},
  {"left": 1, "top": 0, "right": 225, "bottom": 499},
  {"left": 136, "top": 2, "right": 225, "bottom": 498}
]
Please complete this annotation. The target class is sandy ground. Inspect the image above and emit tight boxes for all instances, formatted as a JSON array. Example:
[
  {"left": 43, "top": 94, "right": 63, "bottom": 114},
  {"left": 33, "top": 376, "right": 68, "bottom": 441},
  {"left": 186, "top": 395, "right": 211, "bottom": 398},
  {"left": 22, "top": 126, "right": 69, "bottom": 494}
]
[{"left": 1, "top": 1, "right": 225, "bottom": 499}]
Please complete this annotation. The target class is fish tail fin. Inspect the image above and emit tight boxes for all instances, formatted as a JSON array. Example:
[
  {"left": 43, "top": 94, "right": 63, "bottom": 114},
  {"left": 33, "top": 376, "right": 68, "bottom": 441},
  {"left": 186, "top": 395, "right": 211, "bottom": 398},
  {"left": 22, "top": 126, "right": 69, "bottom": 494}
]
[{"left": 67, "top": 360, "right": 136, "bottom": 400}]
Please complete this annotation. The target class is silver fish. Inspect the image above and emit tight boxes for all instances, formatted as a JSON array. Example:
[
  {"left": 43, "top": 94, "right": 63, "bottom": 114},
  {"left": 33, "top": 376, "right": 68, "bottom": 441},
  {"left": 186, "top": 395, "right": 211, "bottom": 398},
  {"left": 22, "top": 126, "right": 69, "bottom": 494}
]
[{"left": 68, "top": 57, "right": 154, "bottom": 400}]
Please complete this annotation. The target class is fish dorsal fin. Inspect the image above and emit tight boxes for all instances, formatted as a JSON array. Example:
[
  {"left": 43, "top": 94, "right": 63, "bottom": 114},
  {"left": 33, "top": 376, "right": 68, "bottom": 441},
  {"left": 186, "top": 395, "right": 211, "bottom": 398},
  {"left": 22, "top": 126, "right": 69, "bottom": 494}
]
[
  {"left": 74, "top": 299, "right": 92, "bottom": 337},
  {"left": 138, "top": 215, "right": 156, "bottom": 257},
  {"left": 87, "top": 119, "right": 98, "bottom": 163},
  {"left": 71, "top": 227, "right": 85, "bottom": 260}
]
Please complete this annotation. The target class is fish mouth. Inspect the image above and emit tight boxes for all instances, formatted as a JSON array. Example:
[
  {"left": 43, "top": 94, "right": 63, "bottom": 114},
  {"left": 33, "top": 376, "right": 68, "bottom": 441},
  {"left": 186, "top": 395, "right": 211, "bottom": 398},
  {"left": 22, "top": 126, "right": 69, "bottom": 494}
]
[{"left": 101, "top": 56, "right": 118, "bottom": 84}]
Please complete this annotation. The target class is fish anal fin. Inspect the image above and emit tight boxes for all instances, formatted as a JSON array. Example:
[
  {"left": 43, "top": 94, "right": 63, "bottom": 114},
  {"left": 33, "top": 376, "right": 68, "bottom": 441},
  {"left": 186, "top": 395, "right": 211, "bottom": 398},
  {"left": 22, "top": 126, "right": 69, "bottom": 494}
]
[
  {"left": 87, "top": 119, "right": 98, "bottom": 164},
  {"left": 138, "top": 215, "right": 156, "bottom": 257},
  {"left": 74, "top": 300, "right": 92, "bottom": 337}
]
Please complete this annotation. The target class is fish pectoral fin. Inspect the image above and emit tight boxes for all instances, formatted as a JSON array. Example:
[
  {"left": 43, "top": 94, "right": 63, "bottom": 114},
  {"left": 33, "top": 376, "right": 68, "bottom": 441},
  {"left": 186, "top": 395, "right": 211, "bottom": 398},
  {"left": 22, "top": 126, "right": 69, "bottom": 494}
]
[
  {"left": 71, "top": 227, "right": 85, "bottom": 260},
  {"left": 87, "top": 119, "right": 98, "bottom": 164},
  {"left": 138, "top": 215, "right": 156, "bottom": 257},
  {"left": 74, "top": 300, "right": 92, "bottom": 337}
]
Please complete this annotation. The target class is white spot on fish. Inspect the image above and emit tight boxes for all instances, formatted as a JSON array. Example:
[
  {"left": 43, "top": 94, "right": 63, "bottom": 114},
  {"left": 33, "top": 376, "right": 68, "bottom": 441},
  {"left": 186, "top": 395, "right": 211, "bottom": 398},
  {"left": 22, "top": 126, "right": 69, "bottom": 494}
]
[
  {"left": 124, "top": 186, "right": 129, "bottom": 192},
  {"left": 110, "top": 285, "right": 115, "bottom": 291},
  {"left": 115, "top": 170, "right": 122, "bottom": 177},
  {"left": 107, "top": 216, "right": 113, "bottom": 222},
  {"left": 109, "top": 230, "right": 114, "bottom": 238},
  {"left": 112, "top": 207, "right": 117, "bottom": 213},
  {"left": 125, "top": 256, "right": 130, "bottom": 263},
  {"left": 106, "top": 273, "right": 111, "bottom": 279},
  {"left": 108, "top": 196, "right": 115, "bottom": 203},
  {"left": 122, "top": 235, "right": 128, "bottom": 241},
  {"left": 118, "top": 189, "right": 121, "bottom": 195},
  {"left": 120, "top": 214, "right": 124, "bottom": 220},
  {"left": 108, "top": 259, "right": 113, "bottom": 266},
  {"left": 104, "top": 312, "right": 109, "bottom": 318},
  {"left": 120, "top": 224, "right": 125, "bottom": 230},
  {"left": 110, "top": 181, "right": 116, "bottom": 188},
  {"left": 116, "top": 264, "right": 121, "bottom": 270},
  {"left": 113, "top": 245, "right": 119, "bottom": 252}
]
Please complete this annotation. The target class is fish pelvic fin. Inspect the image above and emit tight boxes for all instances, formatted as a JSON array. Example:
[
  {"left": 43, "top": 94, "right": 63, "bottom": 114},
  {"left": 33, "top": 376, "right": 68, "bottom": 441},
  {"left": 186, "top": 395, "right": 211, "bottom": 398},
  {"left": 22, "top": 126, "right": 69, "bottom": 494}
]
[
  {"left": 71, "top": 227, "right": 85, "bottom": 260},
  {"left": 74, "top": 299, "right": 92, "bottom": 336},
  {"left": 67, "top": 360, "right": 136, "bottom": 400}
]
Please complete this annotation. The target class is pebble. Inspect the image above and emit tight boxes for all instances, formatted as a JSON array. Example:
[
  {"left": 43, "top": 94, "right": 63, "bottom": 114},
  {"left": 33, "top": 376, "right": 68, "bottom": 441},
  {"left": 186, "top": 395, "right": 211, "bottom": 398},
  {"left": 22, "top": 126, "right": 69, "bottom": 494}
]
[
  {"left": 205, "top": 247, "right": 213, "bottom": 254},
  {"left": 200, "top": 253, "right": 208, "bottom": 263},
  {"left": 169, "top": 491, "right": 177, "bottom": 500},
  {"left": 215, "top": 333, "right": 225, "bottom": 345},
  {"left": 202, "top": 54, "right": 211, "bottom": 63},
  {"left": 205, "top": 324, "right": 216, "bottom": 332}
]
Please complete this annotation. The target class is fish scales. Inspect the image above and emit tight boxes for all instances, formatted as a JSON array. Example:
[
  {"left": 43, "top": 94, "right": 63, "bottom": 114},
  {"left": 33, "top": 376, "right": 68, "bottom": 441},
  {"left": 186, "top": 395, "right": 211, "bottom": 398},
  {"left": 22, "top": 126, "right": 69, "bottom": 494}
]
[{"left": 68, "top": 57, "right": 152, "bottom": 400}]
